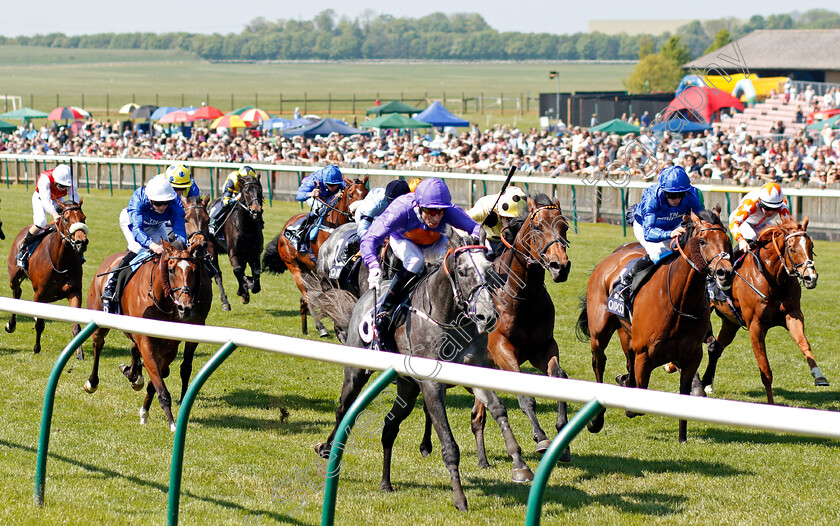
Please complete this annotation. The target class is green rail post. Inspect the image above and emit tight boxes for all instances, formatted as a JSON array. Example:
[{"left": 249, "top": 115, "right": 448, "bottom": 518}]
[
  {"left": 84, "top": 162, "right": 90, "bottom": 193},
  {"left": 168, "top": 341, "right": 237, "bottom": 526},
  {"left": 209, "top": 167, "right": 215, "bottom": 200},
  {"left": 571, "top": 186, "right": 578, "bottom": 231},
  {"left": 297, "top": 171, "right": 304, "bottom": 209},
  {"left": 620, "top": 188, "right": 627, "bottom": 238},
  {"left": 25, "top": 159, "right": 29, "bottom": 190},
  {"left": 132, "top": 164, "right": 137, "bottom": 190},
  {"left": 34, "top": 321, "right": 98, "bottom": 506},
  {"left": 4, "top": 157, "right": 8, "bottom": 188},
  {"left": 524, "top": 398, "right": 605, "bottom": 526},
  {"left": 108, "top": 163, "right": 113, "bottom": 196},
  {"left": 724, "top": 192, "right": 731, "bottom": 218},
  {"left": 266, "top": 170, "right": 272, "bottom": 207},
  {"left": 321, "top": 367, "right": 399, "bottom": 526}
]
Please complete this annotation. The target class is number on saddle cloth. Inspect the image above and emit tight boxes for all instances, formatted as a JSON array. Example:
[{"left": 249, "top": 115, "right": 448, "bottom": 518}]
[
  {"left": 328, "top": 230, "right": 360, "bottom": 280},
  {"left": 606, "top": 256, "right": 659, "bottom": 317}
]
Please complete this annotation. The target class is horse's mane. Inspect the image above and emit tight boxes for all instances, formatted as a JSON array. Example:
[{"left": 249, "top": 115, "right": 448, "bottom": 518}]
[
  {"left": 676, "top": 209, "right": 725, "bottom": 269},
  {"left": 503, "top": 192, "right": 555, "bottom": 245},
  {"left": 169, "top": 239, "right": 187, "bottom": 250}
]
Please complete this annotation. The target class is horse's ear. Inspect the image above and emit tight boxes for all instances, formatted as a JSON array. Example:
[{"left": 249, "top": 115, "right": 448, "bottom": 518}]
[
  {"left": 161, "top": 240, "right": 172, "bottom": 252},
  {"left": 553, "top": 196, "right": 561, "bottom": 211},
  {"left": 78, "top": 197, "right": 83, "bottom": 207},
  {"left": 713, "top": 204, "right": 721, "bottom": 217},
  {"left": 527, "top": 196, "right": 537, "bottom": 212},
  {"left": 343, "top": 177, "right": 353, "bottom": 186},
  {"left": 361, "top": 175, "right": 369, "bottom": 184},
  {"left": 802, "top": 215, "right": 809, "bottom": 231},
  {"left": 201, "top": 195, "right": 210, "bottom": 207}
]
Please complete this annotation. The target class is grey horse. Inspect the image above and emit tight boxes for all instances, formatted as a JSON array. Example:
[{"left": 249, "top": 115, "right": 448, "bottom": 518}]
[{"left": 310, "top": 231, "right": 533, "bottom": 512}]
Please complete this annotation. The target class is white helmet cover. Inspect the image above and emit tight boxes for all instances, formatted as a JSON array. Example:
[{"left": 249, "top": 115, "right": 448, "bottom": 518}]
[
  {"left": 52, "top": 165, "right": 72, "bottom": 186},
  {"left": 146, "top": 175, "right": 177, "bottom": 202}
]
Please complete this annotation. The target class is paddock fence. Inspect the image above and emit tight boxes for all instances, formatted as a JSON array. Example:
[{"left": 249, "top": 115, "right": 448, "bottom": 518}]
[
  {"left": 1, "top": 298, "right": 840, "bottom": 526},
  {"left": 3, "top": 154, "right": 840, "bottom": 239}
]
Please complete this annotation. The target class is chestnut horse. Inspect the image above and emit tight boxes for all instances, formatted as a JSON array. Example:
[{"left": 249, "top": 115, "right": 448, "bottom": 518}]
[
  {"left": 262, "top": 177, "right": 368, "bottom": 337},
  {"left": 576, "top": 209, "right": 733, "bottom": 442},
  {"left": 209, "top": 174, "right": 264, "bottom": 310},
  {"left": 85, "top": 240, "right": 203, "bottom": 431},
  {"left": 701, "top": 216, "right": 822, "bottom": 403},
  {"left": 6, "top": 200, "right": 89, "bottom": 354}
]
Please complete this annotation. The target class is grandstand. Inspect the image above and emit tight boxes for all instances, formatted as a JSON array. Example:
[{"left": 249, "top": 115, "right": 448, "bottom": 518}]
[{"left": 719, "top": 93, "right": 809, "bottom": 137}]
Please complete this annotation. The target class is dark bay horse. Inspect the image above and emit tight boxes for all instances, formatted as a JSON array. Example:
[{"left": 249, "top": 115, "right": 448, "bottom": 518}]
[
  {"left": 701, "top": 216, "right": 821, "bottom": 403},
  {"left": 85, "top": 240, "right": 204, "bottom": 431},
  {"left": 576, "top": 209, "right": 733, "bottom": 442},
  {"left": 6, "top": 200, "right": 89, "bottom": 354},
  {"left": 310, "top": 233, "right": 533, "bottom": 512},
  {"left": 209, "top": 174, "right": 264, "bottom": 310},
  {"left": 262, "top": 177, "right": 368, "bottom": 337}
]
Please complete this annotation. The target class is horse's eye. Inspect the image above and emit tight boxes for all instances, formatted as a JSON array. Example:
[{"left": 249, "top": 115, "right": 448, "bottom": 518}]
[
  {"left": 458, "top": 268, "right": 467, "bottom": 278},
  {"left": 699, "top": 239, "right": 707, "bottom": 247}
]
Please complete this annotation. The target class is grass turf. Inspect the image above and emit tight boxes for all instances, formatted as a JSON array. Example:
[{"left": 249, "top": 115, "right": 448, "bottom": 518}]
[{"left": 0, "top": 183, "right": 839, "bottom": 525}]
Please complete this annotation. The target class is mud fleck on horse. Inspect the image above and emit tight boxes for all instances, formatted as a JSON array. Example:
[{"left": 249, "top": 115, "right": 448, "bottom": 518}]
[
  {"left": 577, "top": 209, "right": 733, "bottom": 443},
  {"left": 702, "top": 216, "right": 822, "bottom": 403},
  {"left": 6, "top": 200, "right": 89, "bottom": 354}
]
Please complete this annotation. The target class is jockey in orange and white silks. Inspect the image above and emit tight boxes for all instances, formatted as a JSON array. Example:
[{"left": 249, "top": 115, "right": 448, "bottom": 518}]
[{"left": 729, "top": 182, "right": 791, "bottom": 253}]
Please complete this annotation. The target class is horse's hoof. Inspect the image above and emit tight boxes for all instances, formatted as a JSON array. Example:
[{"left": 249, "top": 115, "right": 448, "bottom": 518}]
[
  {"left": 170, "top": 422, "right": 177, "bottom": 433},
  {"left": 535, "top": 439, "right": 551, "bottom": 454},
  {"left": 662, "top": 362, "right": 678, "bottom": 374},
  {"left": 587, "top": 415, "right": 604, "bottom": 434},
  {"left": 558, "top": 447, "right": 571, "bottom": 464},
  {"left": 222, "top": 303, "right": 231, "bottom": 312},
  {"left": 314, "top": 442, "right": 329, "bottom": 458},
  {"left": 420, "top": 446, "right": 432, "bottom": 458},
  {"left": 132, "top": 375, "right": 144, "bottom": 391},
  {"left": 625, "top": 410, "right": 643, "bottom": 418},
  {"left": 83, "top": 380, "right": 97, "bottom": 394},
  {"left": 33, "top": 344, "right": 41, "bottom": 355},
  {"left": 511, "top": 466, "right": 534, "bottom": 483},
  {"left": 318, "top": 328, "right": 330, "bottom": 338},
  {"left": 139, "top": 408, "right": 149, "bottom": 425},
  {"left": 815, "top": 376, "right": 830, "bottom": 387},
  {"left": 477, "top": 460, "right": 490, "bottom": 469},
  {"left": 4, "top": 322, "right": 14, "bottom": 333},
  {"left": 75, "top": 348, "right": 85, "bottom": 360},
  {"left": 380, "top": 482, "right": 394, "bottom": 492},
  {"left": 704, "top": 383, "right": 714, "bottom": 395},
  {"left": 241, "top": 296, "right": 250, "bottom": 305},
  {"left": 251, "top": 281, "right": 261, "bottom": 294}
]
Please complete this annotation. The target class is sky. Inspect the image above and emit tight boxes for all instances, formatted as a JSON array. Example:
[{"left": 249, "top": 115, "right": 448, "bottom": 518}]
[{"left": 1, "top": 0, "right": 838, "bottom": 37}]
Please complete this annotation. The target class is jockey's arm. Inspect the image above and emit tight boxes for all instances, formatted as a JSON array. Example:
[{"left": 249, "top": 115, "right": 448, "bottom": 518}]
[
  {"left": 296, "top": 175, "right": 317, "bottom": 201},
  {"left": 36, "top": 175, "right": 60, "bottom": 218}
]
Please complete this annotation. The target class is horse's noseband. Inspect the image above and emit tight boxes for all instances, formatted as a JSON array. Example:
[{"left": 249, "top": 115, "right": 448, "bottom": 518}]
[
  {"left": 501, "top": 205, "right": 570, "bottom": 270},
  {"left": 444, "top": 244, "right": 492, "bottom": 323},
  {"left": 778, "top": 231, "right": 815, "bottom": 280}
]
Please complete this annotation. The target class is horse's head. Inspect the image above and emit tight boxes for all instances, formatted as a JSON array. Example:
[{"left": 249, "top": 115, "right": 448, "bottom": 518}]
[
  {"left": 682, "top": 207, "right": 733, "bottom": 290},
  {"left": 240, "top": 175, "right": 264, "bottom": 221},
  {"left": 777, "top": 215, "right": 818, "bottom": 288},
  {"left": 160, "top": 240, "right": 201, "bottom": 319},
  {"left": 343, "top": 176, "right": 369, "bottom": 208},
  {"left": 55, "top": 199, "right": 89, "bottom": 254},
  {"left": 444, "top": 232, "right": 498, "bottom": 334},
  {"left": 506, "top": 193, "right": 571, "bottom": 283},
  {"left": 183, "top": 195, "right": 210, "bottom": 256}
]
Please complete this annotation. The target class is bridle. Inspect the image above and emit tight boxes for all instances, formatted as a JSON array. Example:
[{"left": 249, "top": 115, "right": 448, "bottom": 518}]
[
  {"left": 772, "top": 229, "right": 815, "bottom": 281},
  {"left": 149, "top": 252, "right": 200, "bottom": 314},
  {"left": 668, "top": 223, "right": 731, "bottom": 319},
  {"left": 500, "top": 205, "right": 570, "bottom": 270},
  {"left": 56, "top": 205, "right": 89, "bottom": 254},
  {"left": 442, "top": 244, "right": 492, "bottom": 324},
  {"left": 236, "top": 181, "right": 263, "bottom": 220}
]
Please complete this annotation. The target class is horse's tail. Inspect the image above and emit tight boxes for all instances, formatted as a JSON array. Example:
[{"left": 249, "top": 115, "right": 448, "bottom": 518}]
[
  {"left": 262, "top": 233, "right": 287, "bottom": 274},
  {"left": 575, "top": 294, "right": 590, "bottom": 342},
  {"left": 301, "top": 273, "right": 356, "bottom": 333}
]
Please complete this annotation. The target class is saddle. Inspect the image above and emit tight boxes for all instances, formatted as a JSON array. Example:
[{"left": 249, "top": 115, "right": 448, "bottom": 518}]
[
  {"left": 17, "top": 226, "right": 56, "bottom": 270},
  {"left": 283, "top": 215, "right": 312, "bottom": 255},
  {"left": 606, "top": 254, "right": 667, "bottom": 319}
]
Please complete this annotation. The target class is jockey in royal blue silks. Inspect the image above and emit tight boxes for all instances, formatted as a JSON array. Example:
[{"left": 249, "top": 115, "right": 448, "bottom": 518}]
[
  {"left": 103, "top": 176, "right": 187, "bottom": 314},
  {"left": 617, "top": 165, "right": 704, "bottom": 303},
  {"left": 360, "top": 177, "right": 481, "bottom": 332},
  {"left": 295, "top": 165, "right": 347, "bottom": 248}
]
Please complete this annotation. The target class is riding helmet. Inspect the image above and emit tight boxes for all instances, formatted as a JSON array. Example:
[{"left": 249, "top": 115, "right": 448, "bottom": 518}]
[
  {"left": 384, "top": 180, "right": 410, "bottom": 203},
  {"left": 497, "top": 187, "right": 526, "bottom": 218},
  {"left": 414, "top": 178, "right": 453, "bottom": 209},
  {"left": 165, "top": 164, "right": 192, "bottom": 189},
  {"left": 316, "top": 165, "right": 344, "bottom": 186},
  {"left": 658, "top": 165, "right": 692, "bottom": 194},
  {"left": 758, "top": 182, "right": 784, "bottom": 209},
  {"left": 146, "top": 175, "right": 177, "bottom": 202},
  {"left": 52, "top": 164, "right": 72, "bottom": 187},
  {"left": 238, "top": 166, "right": 256, "bottom": 178},
  {"left": 408, "top": 178, "right": 423, "bottom": 192}
]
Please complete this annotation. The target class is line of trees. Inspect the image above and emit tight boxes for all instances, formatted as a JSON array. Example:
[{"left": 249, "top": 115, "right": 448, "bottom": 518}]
[{"left": 1, "top": 9, "right": 839, "bottom": 62}]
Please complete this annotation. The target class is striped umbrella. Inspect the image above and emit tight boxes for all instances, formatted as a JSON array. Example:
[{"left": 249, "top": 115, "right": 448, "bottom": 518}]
[
  {"left": 239, "top": 108, "right": 272, "bottom": 123},
  {"left": 47, "top": 107, "right": 88, "bottom": 121},
  {"left": 211, "top": 114, "right": 250, "bottom": 129},
  {"left": 191, "top": 105, "right": 224, "bottom": 120},
  {"left": 118, "top": 102, "right": 139, "bottom": 114}
]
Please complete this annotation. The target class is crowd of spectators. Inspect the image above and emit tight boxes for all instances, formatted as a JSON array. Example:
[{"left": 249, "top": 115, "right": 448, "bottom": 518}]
[{"left": 0, "top": 109, "right": 838, "bottom": 189}]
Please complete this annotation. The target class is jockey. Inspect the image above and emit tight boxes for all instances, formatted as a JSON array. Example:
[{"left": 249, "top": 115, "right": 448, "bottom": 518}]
[
  {"left": 294, "top": 165, "right": 347, "bottom": 248},
  {"left": 618, "top": 165, "right": 704, "bottom": 303},
  {"left": 16, "top": 164, "right": 78, "bottom": 268},
  {"left": 353, "top": 179, "right": 411, "bottom": 238},
  {"left": 165, "top": 163, "right": 201, "bottom": 205},
  {"left": 361, "top": 177, "right": 481, "bottom": 332},
  {"left": 209, "top": 165, "right": 256, "bottom": 235},
  {"left": 467, "top": 186, "right": 527, "bottom": 259},
  {"left": 729, "top": 182, "right": 791, "bottom": 256},
  {"left": 102, "top": 176, "right": 187, "bottom": 314}
]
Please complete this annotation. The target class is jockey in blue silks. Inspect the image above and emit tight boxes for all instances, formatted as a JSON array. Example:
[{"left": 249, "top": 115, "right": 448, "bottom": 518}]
[
  {"left": 617, "top": 165, "right": 704, "bottom": 302},
  {"left": 360, "top": 177, "right": 481, "bottom": 332},
  {"left": 104, "top": 176, "right": 187, "bottom": 314},
  {"left": 295, "top": 165, "right": 347, "bottom": 247}
]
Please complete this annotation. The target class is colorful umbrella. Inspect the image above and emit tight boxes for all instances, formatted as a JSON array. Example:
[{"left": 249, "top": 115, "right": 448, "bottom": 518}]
[
  {"left": 180, "top": 106, "right": 199, "bottom": 113},
  {"left": 0, "top": 107, "right": 49, "bottom": 120},
  {"left": 130, "top": 105, "right": 159, "bottom": 120},
  {"left": 118, "top": 103, "right": 139, "bottom": 114},
  {"left": 70, "top": 106, "right": 91, "bottom": 118},
  {"left": 47, "top": 107, "right": 88, "bottom": 121},
  {"left": 150, "top": 106, "right": 180, "bottom": 120},
  {"left": 239, "top": 108, "right": 272, "bottom": 123},
  {"left": 211, "top": 115, "right": 250, "bottom": 129},
  {"left": 230, "top": 105, "right": 256, "bottom": 116},
  {"left": 191, "top": 106, "right": 224, "bottom": 120},
  {"left": 159, "top": 111, "right": 196, "bottom": 124}
]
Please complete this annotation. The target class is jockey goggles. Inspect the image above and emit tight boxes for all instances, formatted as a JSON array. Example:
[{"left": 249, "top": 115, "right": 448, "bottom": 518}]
[
  {"left": 664, "top": 191, "right": 687, "bottom": 199},
  {"left": 150, "top": 200, "right": 169, "bottom": 208},
  {"left": 420, "top": 207, "right": 446, "bottom": 217}
]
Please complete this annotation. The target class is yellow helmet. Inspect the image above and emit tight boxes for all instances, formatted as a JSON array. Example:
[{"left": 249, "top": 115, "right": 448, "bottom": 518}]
[
  {"left": 408, "top": 178, "right": 423, "bottom": 192},
  {"left": 496, "top": 187, "right": 527, "bottom": 218},
  {"left": 238, "top": 165, "right": 256, "bottom": 178},
  {"left": 165, "top": 164, "right": 192, "bottom": 189}
]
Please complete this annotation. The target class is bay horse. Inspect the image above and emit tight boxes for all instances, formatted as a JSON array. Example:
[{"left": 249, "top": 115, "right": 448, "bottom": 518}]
[
  {"left": 701, "top": 216, "right": 821, "bottom": 403},
  {"left": 262, "top": 176, "right": 368, "bottom": 337},
  {"left": 576, "top": 209, "right": 733, "bottom": 442},
  {"left": 6, "top": 200, "right": 89, "bottom": 354},
  {"left": 310, "top": 232, "right": 533, "bottom": 512},
  {"left": 209, "top": 174, "right": 264, "bottom": 310},
  {"left": 85, "top": 240, "right": 204, "bottom": 431}
]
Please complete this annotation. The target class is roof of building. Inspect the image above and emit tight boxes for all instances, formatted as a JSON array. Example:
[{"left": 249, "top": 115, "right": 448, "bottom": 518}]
[{"left": 683, "top": 29, "right": 840, "bottom": 72}]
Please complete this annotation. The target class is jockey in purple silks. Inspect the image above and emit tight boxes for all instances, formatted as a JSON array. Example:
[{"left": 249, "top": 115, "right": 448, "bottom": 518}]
[{"left": 360, "top": 177, "right": 481, "bottom": 332}]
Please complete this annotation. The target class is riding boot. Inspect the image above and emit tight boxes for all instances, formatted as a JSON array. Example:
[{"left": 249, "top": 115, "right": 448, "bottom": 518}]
[
  {"left": 209, "top": 202, "right": 233, "bottom": 236},
  {"left": 374, "top": 267, "right": 417, "bottom": 335},
  {"left": 102, "top": 252, "right": 136, "bottom": 314},
  {"left": 342, "top": 233, "right": 361, "bottom": 262},
  {"left": 618, "top": 255, "right": 653, "bottom": 304},
  {"left": 16, "top": 231, "right": 38, "bottom": 268}
]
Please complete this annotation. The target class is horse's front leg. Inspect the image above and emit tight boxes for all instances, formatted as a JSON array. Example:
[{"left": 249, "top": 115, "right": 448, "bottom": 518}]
[
  {"left": 315, "top": 366, "right": 373, "bottom": 459},
  {"left": 249, "top": 257, "right": 262, "bottom": 294},
  {"left": 84, "top": 327, "right": 110, "bottom": 393},
  {"left": 5, "top": 269, "right": 24, "bottom": 334},
  {"left": 420, "top": 381, "right": 468, "bottom": 511},
  {"left": 212, "top": 254, "right": 231, "bottom": 311},
  {"left": 785, "top": 310, "right": 828, "bottom": 386},
  {"left": 381, "top": 378, "right": 420, "bottom": 492},
  {"left": 119, "top": 340, "right": 144, "bottom": 391},
  {"left": 470, "top": 398, "right": 489, "bottom": 468},
  {"left": 748, "top": 321, "right": 774, "bottom": 404},
  {"left": 227, "top": 251, "right": 249, "bottom": 303},
  {"left": 473, "top": 386, "right": 533, "bottom": 484},
  {"left": 68, "top": 292, "right": 82, "bottom": 358},
  {"left": 702, "top": 317, "right": 739, "bottom": 395},
  {"left": 419, "top": 401, "right": 433, "bottom": 458},
  {"left": 535, "top": 350, "right": 571, "bottom": 462},
  {"left": 141, "top": 343, "right": 177, "bottom": 432},
  {"left": 180, "top": 341, "right": 198, "bottom": 402},
  {"left": 678, "top": 349, "right": 703, "bottom": 443},
  {"left": 624, "top": 348, "right": 651, "bottom": 418}
]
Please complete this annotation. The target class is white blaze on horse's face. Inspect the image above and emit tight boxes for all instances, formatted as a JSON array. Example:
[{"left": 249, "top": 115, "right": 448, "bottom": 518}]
[{"left": 456, "top": 248, "right": 497, "bottom": 334}]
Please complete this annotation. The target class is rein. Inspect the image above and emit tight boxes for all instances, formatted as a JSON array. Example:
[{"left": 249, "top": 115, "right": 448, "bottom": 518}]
[
  {"left": 441, "top": 244, "right": 491, "bottom": 324},
  {"left": 667, "top": 224, "right": 731, "bottom": 319},
  {"left": 499, "top": 205, "right": 569, "bottom": 270},
  {"left": 772, "top": 230, "right": 815, "bottom": 282},
  {"left": 147, "top": 253, "right": 200, "bottom": 314}
]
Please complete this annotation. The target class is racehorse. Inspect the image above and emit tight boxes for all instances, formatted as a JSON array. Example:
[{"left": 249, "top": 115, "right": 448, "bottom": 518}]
[
  {"left": 701, "top": 216, "right": 821, "bottom": 403},
  {"left": 6, "top": 200, "right": 89, "bottom": 354},
  {"left": 262, "top": 177, "right": 368, "bottom": 337},
  {"left": 209, "top": 174, "right": 264, "bottom": 310},
  {"left": 310, "top": 232, "right": 533, "bottom": 512},
  {"left": 454, "top": 193, "right": 573, "bottom": 464},
  {"left": 576, "top": 209, "right": 733, "bottom": 443},
  {"left": 85, "top": 240, "right": 204, "bottom": 431}
]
